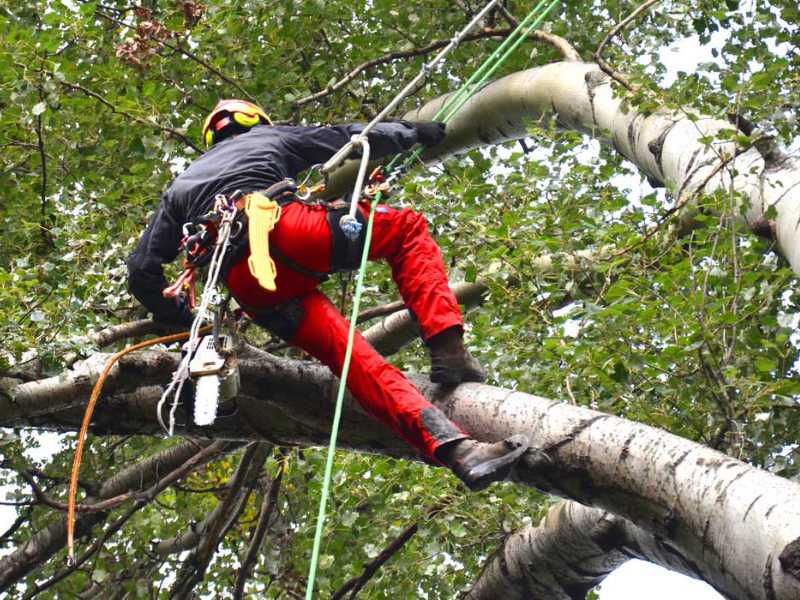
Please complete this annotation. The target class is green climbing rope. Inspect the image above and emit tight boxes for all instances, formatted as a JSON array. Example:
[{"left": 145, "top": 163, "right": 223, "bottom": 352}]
[{"left": 305, "top": 2, "right": 560, "bottom": 597}]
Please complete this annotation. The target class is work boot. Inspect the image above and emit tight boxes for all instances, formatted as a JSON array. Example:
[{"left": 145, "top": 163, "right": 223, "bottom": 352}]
[
  {"left": 428, "top": 326, "right": 487, "bottom": 385},
  {"left": 436, "top": 434, "right": 530, "bottom": 491}
]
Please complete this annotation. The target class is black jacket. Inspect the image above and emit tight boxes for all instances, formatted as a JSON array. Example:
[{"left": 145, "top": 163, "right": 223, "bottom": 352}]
[{"left": 126, "top": 121, "right": 426, "bottom": 323}]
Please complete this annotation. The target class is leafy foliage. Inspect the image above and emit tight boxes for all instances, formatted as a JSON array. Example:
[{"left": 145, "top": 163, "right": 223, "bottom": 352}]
[{"left": 1, "top": 0, "right": 799, "bottom": 598}]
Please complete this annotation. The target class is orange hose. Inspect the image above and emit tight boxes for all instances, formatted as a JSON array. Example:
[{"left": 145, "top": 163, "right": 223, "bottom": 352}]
[{"left": 66, "top": 327, "right": 210, "bottom": 564}]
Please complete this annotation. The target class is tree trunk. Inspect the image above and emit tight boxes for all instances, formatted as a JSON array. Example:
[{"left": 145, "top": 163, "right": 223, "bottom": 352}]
[{"left": 467, "top": 500, "right": 700, "bottom": 599}]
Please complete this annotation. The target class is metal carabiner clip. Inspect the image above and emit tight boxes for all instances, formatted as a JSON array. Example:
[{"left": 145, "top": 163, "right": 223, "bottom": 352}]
[
  {"left": 296, "top": 163, "right": 324, "bottom": 200},
  {"left": 230, "top": 218, "right": 244, "bottom": 239},
  {"left": 299, "top": 163, "right": 322, "bottom": 187}
]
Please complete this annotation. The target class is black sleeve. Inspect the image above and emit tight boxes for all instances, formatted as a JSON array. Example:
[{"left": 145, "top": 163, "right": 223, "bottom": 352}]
[
  {"left": 126, "top": 198, "right": 191, "bottom": 325},
  {"left": 281, "top": 120, "right": 422, "bottom": 173}
]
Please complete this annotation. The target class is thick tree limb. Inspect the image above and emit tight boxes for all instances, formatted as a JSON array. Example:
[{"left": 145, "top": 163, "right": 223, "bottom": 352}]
[
  {"left": 363, "top": 281, "right": 487, "bottom": 355},
  {"left": 4, "top": 343, "right": 800, "bottom": 598},
  {"left": 467, "top": 500, "right": 699, "bottom": 599},
  {"left": 90, "top": 319, "right": 165, "bottom": 348},
  {"left": 384, "top": 62, "right": 800, "bottom": 275}
]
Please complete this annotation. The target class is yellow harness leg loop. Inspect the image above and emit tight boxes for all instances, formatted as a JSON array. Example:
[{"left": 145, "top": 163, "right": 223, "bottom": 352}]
[{"left": 245, "top": 192, "right": 281, "bottom": 291}]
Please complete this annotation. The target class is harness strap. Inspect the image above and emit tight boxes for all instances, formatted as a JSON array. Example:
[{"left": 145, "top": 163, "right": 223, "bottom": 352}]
[{"left": 271, "top": 246, "right": 330, "bottom": 282}]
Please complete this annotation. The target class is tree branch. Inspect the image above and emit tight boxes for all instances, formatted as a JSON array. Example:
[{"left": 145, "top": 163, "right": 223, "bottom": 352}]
[
  {"left": 467, "top": 500, "right": 704, "bottom": 599},
  {"left": 3, "top": 337, "right": 800, "bottom": 598},
  {"left": 96, "top": 10, "right": 256, "bottom": 103},
  {"left": 363, "top": 281, "right": 487, "bottom": 355},
  {"left": 0, "top": 439, "right": 233, "bottom": 592},
  {"left": 232, "top": 452, "right": 287, "bottom": 600},
  {"left": 0, "top": 510, "right": 30, "bottom": 546},
  {"left": 19, "top": 440, "right": 233, "bottom": 599},
  {"left": 330, "top": 497, "right": 452, "bottom": 600},
  {"left": 293, "top": 28, "right": 578, "bottom": 108},
  {"left": 90, "top": 319, "right": 166, "bottom": 348},
  {"left": 593, "top": 0, "right": 662, "bottom": 90},
  {"left": 170, "top": 442, "right": 271, "bottom": 599},
  {"left": 59, "top": 81, "right": 202, "bottom": 153}
]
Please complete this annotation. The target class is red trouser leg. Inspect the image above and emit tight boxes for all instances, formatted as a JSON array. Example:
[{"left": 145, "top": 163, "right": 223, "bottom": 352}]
[
  {"left": 225, "top": 201, "right": 469, "bottom": 460},
  {"left": 366, "top": 205, "right": 463, "bottom": 341},
  {"left": 288, "top": 290, "right": 467, "bottom": 460}
]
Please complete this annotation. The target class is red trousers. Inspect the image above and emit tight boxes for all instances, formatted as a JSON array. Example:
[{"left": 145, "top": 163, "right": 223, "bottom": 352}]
[{"left": 225, "top": 200, "right": 468, "bottom": 460}]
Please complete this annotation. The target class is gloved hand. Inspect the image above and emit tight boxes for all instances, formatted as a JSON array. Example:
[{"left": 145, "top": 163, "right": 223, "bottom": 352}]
[
  {"left": 154, "top": 294, "right": 194, "bottom": 327},
  {"left": 413, "top": 121, "right": 447, "bottom": 147}
]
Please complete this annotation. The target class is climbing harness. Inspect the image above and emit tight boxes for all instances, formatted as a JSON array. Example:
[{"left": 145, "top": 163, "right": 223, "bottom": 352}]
[
  {"left": 67, "top": 190, "right": 249, "bottom": 563},
  {"left": 304, "top": 0, "right": 560, "bottom": 597}
]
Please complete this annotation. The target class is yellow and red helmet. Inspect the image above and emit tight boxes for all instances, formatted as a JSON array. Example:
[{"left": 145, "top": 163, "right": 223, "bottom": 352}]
[{"left": 201, "top": 99, "right": 272, "bottom": 147}]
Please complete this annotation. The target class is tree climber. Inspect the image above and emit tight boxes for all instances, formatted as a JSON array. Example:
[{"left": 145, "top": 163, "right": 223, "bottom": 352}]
[{"left": 126, "top": 99, "right": 529, "bottom": 491}]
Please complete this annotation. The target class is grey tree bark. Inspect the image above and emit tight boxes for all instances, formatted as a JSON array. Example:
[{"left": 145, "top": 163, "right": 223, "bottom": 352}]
[
  {"left": 328, "top": 61, "right": 798, "bottom": 270},
  {"left": 465, "top": 500, "right": 691, "bottom": 600}
]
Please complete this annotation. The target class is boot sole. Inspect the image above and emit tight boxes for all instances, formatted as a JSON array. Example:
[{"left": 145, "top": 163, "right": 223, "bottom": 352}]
[{"left": 463, "top": 434, "right": 530, "bottom": 491}]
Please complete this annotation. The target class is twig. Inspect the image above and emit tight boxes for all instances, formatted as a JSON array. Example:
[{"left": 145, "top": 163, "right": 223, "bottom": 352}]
[
  {"left": 172, "top": 483, "right": 230, "bottom": 494},
  {"left": 0, "top": 509, "right": 30, "bottom": 545},
  {"left": 35, "top": 107, "right": 50, "bottom": 246},
  {"left": 593, "top": 0, "right": 662, "bottom": 90},
  {"left": 330, "top": 497, "right": 453, "bottom": 600},
  {"left": 19, "top": 469, "right": 142, "bottom": 514},
  {"left": 96, "top": 10, "right": 256, "bottom": 102},
  {"left": 21, "top": 441, "right": 231, "bottom": 599},
  {"left": 294, "top": 27, "right": 579, "bottom": 107},
  {"left": 233, "top": 453, "right": 287, "bottom": 600},
  {"left": 59, "top": 81, "right": 202, "bottom": 153},
  {"left": 356, "top": 299, "right": 407, "bottom": 324},
  {"left": 611, "top": 141, "right": 751, "bottom": 258},
  {"left": 494, "top": 2, "right": 518, "bottom": 27},
  {"left": 0, "top": 153, "right": 32, "bottom": 179},
  {"left": 565, "top": 375, "right": 577, "bottom": 405}
]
